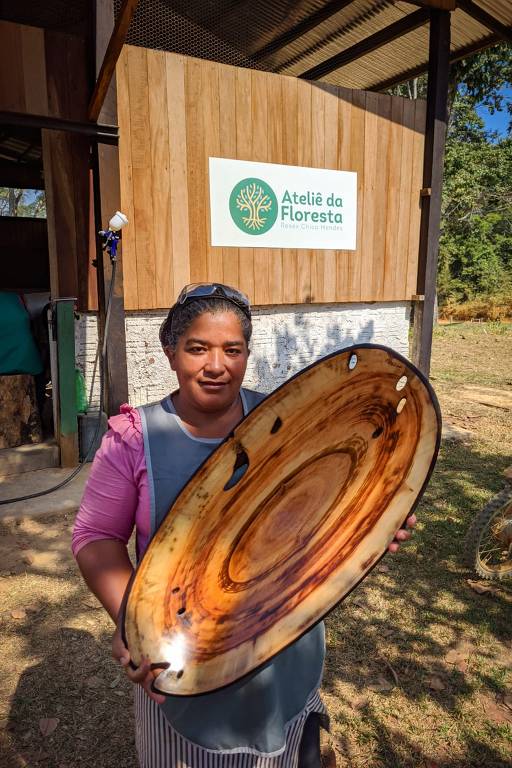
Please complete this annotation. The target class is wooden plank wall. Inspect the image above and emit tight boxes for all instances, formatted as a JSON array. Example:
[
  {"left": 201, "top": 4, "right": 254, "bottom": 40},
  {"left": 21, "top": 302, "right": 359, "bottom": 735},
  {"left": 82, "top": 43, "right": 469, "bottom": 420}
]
[
  {"left": 117, "top": 46, "right": 426, "bottom": 309},
  {"left": 0, "top": 20, "right": 95, "bottom": 311}
]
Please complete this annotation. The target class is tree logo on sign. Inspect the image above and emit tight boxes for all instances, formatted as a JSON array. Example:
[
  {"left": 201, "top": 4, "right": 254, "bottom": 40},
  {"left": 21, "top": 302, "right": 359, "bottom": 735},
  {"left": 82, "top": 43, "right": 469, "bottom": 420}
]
[{"left": 229, "top": 178, "right": 278, "bottom": 235}]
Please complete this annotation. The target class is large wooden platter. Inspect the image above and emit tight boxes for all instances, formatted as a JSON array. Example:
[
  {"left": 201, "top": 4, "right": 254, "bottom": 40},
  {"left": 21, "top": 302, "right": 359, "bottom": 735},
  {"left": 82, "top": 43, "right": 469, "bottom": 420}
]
[{"left": 124, "top": 345, "right": 441, "bottom": 696}]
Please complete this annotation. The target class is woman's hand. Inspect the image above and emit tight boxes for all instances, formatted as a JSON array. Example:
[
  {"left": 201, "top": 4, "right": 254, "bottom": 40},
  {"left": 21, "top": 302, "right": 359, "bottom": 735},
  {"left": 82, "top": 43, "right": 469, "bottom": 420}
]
[
  {"left": 112, "top": 622, "right": 166, "bottom": 705},
  {"left": 388, "top": 513, "right": 416, "bottom": 553}
]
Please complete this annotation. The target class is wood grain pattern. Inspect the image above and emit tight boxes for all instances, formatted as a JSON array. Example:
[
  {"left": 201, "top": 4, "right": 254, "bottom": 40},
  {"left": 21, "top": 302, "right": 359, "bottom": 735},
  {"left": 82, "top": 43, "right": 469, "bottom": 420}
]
[
  {"left": 124, "top": 344, "right": 440, "bottom": 695},
  {"left": 20, "top": 25, "right": 48, "bottom": 116},
  {"left": 373, "top": 94, "right": 392, "bottom": 301},
  {"left": 186, "top": 58, "right": 207, "bottom": 285},
  {"left": 322, "top": 84, "right": 339, "bottom": 303},
  {"left": 148, "top": 50, "right": 173, "bottom": 309},
  {"left": 117, "top": 50, "right": 138, "bottom": 308},
  {"left": 116, "top": 47, "right": 426, "bottom": 309},
  {"left": 251, "top": 70, "right": 271, "bottom": 306},
  {"left": 396, "top": 98, "right": 416, "bottom": 299},
  {"left": 218, "top": 64, "right": 238, "bottom": 290},
  {"left": 360, "top": 92, "right": 379, "bottom": 302},
  {"left": 347, "top": 88, "right": 366, "bottom": 301},
  {"left": 281, "top": 76, "right": 299, "bottom": 305},
  {"left": 297, "top": 77, "right": 313, "bottom": 303},
  {"left": 203, "top": 62, "right": 223, "bottom": 286},
  {"left": 166, "top": 55, "right": 190, "bottom": 297},
  {"left": 267, "top": 74, "right": 284, "bottom": 304},
  {"left": 235, "top": 67, "right": 255, "bottom": 301},
  {"left": 0, "top": 23, "right": 25, "bottom": 112},
  {"left": 127, "top": 46, "right": 156, "bottom": 308},
  {"left": 311, "top": 84, "right": 326, "bottom": 302},
  {"left": 384, "top": 96, "right": 404, "bottom": 300},
  {"left": 336, "top": 87, "right": 356, "bottom": 301}
]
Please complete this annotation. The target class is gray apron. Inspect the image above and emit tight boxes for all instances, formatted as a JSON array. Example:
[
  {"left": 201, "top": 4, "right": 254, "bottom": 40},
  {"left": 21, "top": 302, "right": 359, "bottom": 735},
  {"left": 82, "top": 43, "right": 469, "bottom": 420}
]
[{"left": 138, "top": 389, "right": 325, "bottom": 753}]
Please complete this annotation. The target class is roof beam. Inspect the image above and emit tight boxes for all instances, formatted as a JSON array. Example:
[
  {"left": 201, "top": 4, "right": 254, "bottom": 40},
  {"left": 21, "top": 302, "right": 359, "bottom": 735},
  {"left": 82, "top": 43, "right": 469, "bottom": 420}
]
[
  {"left": 251, "top": 0, "right": 356, "bottom": 61},
  {"left": 371, "top": 32, "right": 499, "bottom": 90},
  {"left": 88, "top": 0, "right": 139, "bottom": 122},
  {"left": 457, "top": 0, "right": 512, "bottom": 45},
  {"left": 299, "top": 7, "right": 431, "bottom": 80},
  {"left": 0, "top": 111, "right": 119, "bottom": 144}
]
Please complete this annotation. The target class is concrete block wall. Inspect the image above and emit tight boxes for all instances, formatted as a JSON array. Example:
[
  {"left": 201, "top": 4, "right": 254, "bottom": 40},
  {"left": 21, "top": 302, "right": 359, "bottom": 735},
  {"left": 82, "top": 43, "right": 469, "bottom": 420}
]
[{"left": 75, "top": 302, "right": 411, "bottom": 410}]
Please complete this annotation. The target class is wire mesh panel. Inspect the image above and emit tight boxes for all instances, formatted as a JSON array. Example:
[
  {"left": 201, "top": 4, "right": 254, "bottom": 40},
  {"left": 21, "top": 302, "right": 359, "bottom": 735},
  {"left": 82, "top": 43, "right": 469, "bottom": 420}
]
[{"left": 114, "top": 0, "right": 262, "bottom": 68}]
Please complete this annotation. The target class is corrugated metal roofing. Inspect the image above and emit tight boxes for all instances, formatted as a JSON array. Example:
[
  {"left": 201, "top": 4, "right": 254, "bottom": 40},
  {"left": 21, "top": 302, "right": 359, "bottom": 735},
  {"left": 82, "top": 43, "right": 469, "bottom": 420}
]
[
  {"left": 116, "top": 0, "right": 512, "bottom": 90},
  {"left": 0, "top": 1, "right": 509, "bottom": 92}
]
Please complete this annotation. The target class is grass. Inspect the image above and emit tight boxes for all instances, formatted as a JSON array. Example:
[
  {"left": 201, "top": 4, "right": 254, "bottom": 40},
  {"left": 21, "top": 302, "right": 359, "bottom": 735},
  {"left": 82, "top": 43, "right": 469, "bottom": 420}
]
[
  {"left": 0, "top": 322, "right": 511, "bottom": 767},
  {"left": 431, "top": 321, "right": 512, "bottom": 389},
  {"left": 322, "top": 322, "right": 512, "bottom": 767},
  {"left": 439, "top": 295, "right": 512, "bottom": 323}
]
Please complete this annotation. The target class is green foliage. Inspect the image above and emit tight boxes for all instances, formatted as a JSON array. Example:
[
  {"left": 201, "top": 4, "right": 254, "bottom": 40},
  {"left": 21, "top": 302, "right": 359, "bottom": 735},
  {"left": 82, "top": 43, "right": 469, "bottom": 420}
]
[
  {"left": 451, "top": 43, "right": 512, "bottom": 130},
  {"left": 0, "top": 187, "right": 46, "bottom": 218},
  {"left": 439, "top": 92, "right": 512, "bottom": 304},
  {"left": 388, "top": 45, "right": 512, "bottom": 312}
]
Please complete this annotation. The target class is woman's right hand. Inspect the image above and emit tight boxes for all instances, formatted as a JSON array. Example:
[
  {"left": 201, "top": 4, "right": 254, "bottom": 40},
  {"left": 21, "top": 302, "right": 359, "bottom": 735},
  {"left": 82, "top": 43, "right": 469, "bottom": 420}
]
[{"left": 112, "top": 622, "right": 166, "bottom": 705}]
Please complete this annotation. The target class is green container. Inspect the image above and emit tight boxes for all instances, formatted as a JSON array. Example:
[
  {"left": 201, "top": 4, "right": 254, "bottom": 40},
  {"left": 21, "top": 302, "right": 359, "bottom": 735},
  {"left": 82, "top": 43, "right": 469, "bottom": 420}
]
[{"left": 75, "top": 368, "right": 88, "bottom": 414}]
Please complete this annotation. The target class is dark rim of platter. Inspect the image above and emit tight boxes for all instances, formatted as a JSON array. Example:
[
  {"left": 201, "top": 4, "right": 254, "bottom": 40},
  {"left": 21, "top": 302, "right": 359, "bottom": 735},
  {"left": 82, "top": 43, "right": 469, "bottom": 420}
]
[{"left": 121, "top": 342, "right": 442, "bottom": 696}]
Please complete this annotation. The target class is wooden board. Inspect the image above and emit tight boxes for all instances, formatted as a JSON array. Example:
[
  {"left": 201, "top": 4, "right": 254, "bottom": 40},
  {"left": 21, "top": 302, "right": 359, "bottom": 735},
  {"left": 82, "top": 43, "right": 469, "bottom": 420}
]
[
  {"left": 124, "top": 344, "right": 441, "bottom": 696},
  {"left": 0, "top": 21, "right": 96, "bottom": 312},
  {"left": 0, "top": 375, "right": 43, "bottom": 449},
  {"left": 116, "top": 47, "right": 427, "bottom": 309}
]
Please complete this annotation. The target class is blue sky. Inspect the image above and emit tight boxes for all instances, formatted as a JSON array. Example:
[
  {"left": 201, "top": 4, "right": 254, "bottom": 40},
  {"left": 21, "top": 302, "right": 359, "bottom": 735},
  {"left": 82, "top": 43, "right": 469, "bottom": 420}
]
[{"left": 476, "top": 86, "right": 511, "bottom": 138}]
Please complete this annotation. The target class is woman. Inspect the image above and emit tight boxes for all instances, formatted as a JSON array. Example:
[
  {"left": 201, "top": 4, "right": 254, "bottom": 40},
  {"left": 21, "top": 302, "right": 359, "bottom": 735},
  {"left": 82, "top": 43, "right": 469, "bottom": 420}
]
[{"left": 73, "top": 283, "right": 415, "bottom": 768}]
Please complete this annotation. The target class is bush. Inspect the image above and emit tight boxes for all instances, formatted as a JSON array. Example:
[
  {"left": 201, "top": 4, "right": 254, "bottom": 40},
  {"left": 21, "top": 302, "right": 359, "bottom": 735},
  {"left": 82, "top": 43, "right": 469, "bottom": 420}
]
[{"left": 439, "top": 293, "right": 512, "bottom": 321}]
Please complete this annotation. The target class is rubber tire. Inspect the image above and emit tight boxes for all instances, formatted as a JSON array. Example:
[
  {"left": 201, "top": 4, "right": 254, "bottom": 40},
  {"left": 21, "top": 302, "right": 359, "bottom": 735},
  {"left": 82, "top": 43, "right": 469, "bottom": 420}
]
[{"left": 464, "top": 488, "right": 512, "bottom": 581}]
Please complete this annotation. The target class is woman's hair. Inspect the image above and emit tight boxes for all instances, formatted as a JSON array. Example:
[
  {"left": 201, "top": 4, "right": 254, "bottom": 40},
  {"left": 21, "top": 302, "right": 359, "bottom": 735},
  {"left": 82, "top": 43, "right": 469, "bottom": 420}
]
[{"left": 159, "top": 298, "right": 252, "bottom": 351}]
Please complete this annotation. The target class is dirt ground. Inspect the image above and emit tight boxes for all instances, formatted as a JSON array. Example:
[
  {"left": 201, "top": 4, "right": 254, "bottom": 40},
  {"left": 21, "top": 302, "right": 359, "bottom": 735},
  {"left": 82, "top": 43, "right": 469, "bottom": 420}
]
[{"left": 0, "top": 321, "right": 511, "bottom": 768}]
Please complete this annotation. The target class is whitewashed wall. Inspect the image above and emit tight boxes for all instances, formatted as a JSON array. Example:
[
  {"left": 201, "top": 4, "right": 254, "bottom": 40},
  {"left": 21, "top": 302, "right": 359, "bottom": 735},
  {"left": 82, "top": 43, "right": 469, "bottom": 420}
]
[{"left": 76, "top": 303, "right": 411, "bottom": 410}]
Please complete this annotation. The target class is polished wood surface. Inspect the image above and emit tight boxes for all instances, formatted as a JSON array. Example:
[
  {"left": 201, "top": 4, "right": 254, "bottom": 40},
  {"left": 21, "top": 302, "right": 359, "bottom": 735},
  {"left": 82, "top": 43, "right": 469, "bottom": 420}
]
[{"left": 124, "top": 345, "right": 440, "bottom": 695}]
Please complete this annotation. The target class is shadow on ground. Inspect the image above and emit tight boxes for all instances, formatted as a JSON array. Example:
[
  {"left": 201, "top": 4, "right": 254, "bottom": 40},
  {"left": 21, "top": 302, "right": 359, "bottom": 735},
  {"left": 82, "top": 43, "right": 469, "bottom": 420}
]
[
  {"left": 323, "top": 438, "right": 512, "bottom": 767},
  {"left": 2, "top": 322, "right": 511, "bottom": 767},
  {"left": 2, "top": 593, "right": 137, "bottom": 768}
]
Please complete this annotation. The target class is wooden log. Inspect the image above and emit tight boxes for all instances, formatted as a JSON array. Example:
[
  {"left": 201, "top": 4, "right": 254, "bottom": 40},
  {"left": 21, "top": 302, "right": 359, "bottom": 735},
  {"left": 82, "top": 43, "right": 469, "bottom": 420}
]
[
  {"left": 0, "top": 375, "right": 43, "bottom": 449},
  {"left": 124, "top": 344, "right": 441, "bottom": 695}
]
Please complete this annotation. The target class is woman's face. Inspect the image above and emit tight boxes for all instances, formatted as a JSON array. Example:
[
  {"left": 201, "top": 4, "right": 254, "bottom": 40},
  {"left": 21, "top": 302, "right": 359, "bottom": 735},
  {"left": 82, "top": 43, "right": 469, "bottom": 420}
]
[{"left": 165, "top": 310, "right": 249, "bottom": 413}]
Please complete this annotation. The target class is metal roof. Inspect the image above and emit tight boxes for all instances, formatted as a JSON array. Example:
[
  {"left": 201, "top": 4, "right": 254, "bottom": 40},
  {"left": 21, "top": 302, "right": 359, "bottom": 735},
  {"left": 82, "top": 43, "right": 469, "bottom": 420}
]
[
  {"left": 116, "top": 0, "right": 511, "bottom": 90},
  {"left": 0, "top": 1, "right": 509, "bottom": 92}
]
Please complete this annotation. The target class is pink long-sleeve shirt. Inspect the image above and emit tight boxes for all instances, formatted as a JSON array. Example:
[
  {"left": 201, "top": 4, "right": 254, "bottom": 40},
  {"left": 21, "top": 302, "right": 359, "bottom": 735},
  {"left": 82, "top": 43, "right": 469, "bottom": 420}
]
[{"left": 72, "top": 405, "right": 151, "bottom": 559}]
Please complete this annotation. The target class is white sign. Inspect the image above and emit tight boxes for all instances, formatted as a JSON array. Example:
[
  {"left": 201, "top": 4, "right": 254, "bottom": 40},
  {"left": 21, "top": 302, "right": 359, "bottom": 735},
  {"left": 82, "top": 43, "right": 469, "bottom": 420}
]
[{"left": 209, "top": 158, "right": 357, "bottom": 250}]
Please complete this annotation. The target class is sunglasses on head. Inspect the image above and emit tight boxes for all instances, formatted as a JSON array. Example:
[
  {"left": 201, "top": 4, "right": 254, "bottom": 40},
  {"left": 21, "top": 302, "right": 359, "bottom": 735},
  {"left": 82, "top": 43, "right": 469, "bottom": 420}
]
[{"left": 176, "top": 283, "right": 251, "bottom": 318}]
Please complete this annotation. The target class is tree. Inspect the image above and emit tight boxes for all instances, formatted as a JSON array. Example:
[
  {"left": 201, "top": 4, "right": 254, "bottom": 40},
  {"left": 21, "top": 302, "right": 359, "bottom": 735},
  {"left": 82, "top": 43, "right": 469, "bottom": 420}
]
[
  {"left": 439, "top": 94, "right": 512, "bottom": 303},
  {"left": 451, "top": 43, "right": 512, "bottom": 131},
  {"left": 389, "top": 43, "right": 512, "bottom": 308},
  {"left": 0, "top": 188, "right": 46, "bottom": 218}
]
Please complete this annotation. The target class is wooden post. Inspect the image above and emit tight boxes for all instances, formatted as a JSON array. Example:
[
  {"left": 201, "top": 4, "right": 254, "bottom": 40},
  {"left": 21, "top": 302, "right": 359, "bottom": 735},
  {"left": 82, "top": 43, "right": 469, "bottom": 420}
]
[
  {"left": 93, "top": 0, "right": 129, "bottom": 415},
  {"left": 42, "top": 29, "right": 91, "bottom": 466},
  {"left": 412, "top": 9, "right": 450, "bottom": 376},
  {"left": 89, "top": 0, "right": 140, "bottom": 122},
  {"left": 55, "top": 299, "right": 79, "bottom": 467}
]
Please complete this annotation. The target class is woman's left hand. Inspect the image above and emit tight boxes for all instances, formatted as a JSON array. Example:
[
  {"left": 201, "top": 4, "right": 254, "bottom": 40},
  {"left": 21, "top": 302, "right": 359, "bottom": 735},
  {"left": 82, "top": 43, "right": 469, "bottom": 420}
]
[{"left": 388, "top": 513, "right": 416, "bottom": 553}]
